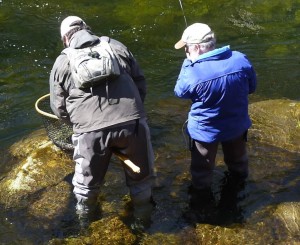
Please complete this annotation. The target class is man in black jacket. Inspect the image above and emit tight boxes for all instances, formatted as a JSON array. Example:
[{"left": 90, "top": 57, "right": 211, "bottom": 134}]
[{"left": 49, "top": 16, "right": 155, "bottom": 227}]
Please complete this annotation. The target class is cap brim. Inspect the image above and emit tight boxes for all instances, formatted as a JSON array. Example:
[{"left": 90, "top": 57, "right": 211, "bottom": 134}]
[{"left": 174, "top": 40, "right": 185, "bottom": 49}]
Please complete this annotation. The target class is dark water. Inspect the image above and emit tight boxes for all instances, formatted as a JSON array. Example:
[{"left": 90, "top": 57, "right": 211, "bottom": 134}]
[
  {"left": 0, "top": 0, "right": 300, "bottom": 243},
  {"left": 1, "top": 0, "right": 299, "bottom": 150}
]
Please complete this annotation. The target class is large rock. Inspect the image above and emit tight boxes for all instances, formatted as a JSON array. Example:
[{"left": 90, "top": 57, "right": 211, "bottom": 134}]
[
  {"left": 0, "top": 129, "right": 73, "bottom": 212},
  {"left": 273, "top": 202, "right": 300, "bottom": 240},
  {"left": 49, "top": 216, "right": 137, "bottom": 245},
  {"left": 0, "top": 99, "right": 300, "bottom": 244},
  {"left": 249, "top": 99, "right": 300, "bottom": 152}
]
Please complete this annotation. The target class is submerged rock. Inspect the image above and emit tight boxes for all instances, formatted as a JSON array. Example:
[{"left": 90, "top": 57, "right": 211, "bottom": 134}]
[
  {"left": 273, "top": 202, "right": 300, "bottom": 240},
  {"left": 0, "top": 99, "right": 299, "bottom": 244},
  {"left": 0, "top": 129, "right": 73, "bottom": 211},
  {"left": 249, "top": 99, "right": 300, "bottom": 152},
  {"left": 49, "top": 216, "right": 137, "bottom": 245}
]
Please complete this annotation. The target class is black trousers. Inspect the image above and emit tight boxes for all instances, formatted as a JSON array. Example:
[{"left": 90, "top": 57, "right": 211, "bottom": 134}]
[{"left": 190, "top": 131, "right": 248, "bottom": 189}]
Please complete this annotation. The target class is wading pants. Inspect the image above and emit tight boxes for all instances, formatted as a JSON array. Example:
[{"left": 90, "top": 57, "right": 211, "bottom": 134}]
[
  {"left": 71, "top": 118, "right": 155, "bottom": 206},
  {"left": 190, "top": 131, "right": 248, "bottom": 190}
]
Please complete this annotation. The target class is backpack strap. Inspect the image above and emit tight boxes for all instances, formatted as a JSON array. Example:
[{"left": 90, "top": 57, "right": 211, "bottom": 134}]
[
  {"left": 61, "top": 47, "right": 70, "bottom": 56},
  {"left": 99, "top": 36, "right": 121, "bottom": 73},
  {"left": 100, "top": 36, "right": 110, "bottom": 42}
]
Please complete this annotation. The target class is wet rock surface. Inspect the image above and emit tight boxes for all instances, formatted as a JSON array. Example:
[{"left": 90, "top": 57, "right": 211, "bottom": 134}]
[
  {"left": 0, "top": 99, "right": 299, "bottom": 244},
  {"left": 249, "top": 99, "right": 300, "bottom": 152}
]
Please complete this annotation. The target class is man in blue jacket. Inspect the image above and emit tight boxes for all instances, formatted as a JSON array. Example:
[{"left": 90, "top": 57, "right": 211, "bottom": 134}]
[{"left": 174, "top": 23, "right": 257, "bottom": 209}]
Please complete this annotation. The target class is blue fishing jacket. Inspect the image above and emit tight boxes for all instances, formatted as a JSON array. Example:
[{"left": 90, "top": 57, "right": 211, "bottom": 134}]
[{"left": 174, "top": 46, "right": 257, "bottom": 143}]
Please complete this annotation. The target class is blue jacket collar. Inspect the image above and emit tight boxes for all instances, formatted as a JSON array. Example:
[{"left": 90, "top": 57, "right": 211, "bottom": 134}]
[{"left": 191, "top": 45, "right": 231, "bottom": 64}]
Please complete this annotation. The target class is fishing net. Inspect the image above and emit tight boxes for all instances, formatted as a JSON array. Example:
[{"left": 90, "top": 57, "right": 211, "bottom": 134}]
[
  {"left": 35, "top": 94, "right": 74, "bottom": 151},
  {"left": 35, "top": 94, "right": 140, "bottom": 172}
]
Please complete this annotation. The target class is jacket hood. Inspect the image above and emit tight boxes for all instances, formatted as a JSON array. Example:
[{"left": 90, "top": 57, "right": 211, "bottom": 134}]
[{"left": 69, "top": 29, "right": 99, "bottom": 49}]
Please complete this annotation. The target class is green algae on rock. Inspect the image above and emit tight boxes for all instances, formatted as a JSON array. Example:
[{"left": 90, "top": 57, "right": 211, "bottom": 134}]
[
  {"left": 0, "top": 129, "right": 73, "bottom": 210},
  {"left": 249, "top": 99, "right": 300, "bottom": 152},
  {"left": 49, "top": 216, "right": 137, "bottom": 245}
]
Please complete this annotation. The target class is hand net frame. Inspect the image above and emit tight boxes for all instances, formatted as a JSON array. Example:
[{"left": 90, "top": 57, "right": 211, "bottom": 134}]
[{"left": 35, "top": 94, "right": 74, "bottom": 151}]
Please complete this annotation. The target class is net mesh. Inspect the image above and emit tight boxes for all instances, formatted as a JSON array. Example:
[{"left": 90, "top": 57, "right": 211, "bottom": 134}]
[{"left": 36, "top": 94, "right": 74, "bottom": 151}]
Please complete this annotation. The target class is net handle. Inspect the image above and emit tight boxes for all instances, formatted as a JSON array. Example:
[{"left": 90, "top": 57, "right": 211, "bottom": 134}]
[{"left": 35, "top": 93, "right": 59, "bottom": 120}]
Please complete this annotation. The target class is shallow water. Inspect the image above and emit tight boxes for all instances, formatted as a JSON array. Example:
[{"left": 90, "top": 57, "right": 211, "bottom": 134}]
[{"left": 0, "top": 0, "right": 300, "bottom": 243}]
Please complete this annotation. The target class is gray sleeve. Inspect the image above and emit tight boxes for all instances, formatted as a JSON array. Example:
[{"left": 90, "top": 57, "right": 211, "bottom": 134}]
[
  {"left": 110, "top": 39, "right": 147, "bottom": 103},
  {"left": 49, "top": 54, "right": 72, "bottom": 123},
  {"left": 128, "top": 49, "right": 147, "bottom": 103}
]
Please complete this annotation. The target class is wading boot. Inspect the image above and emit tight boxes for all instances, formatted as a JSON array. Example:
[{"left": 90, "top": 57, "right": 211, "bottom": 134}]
[
  {"left": 76, "top": 199, "right": 101, "bottom": 231},
  {"left": 217, "top": 171, "right": 247, "bottom": 224},
  {"left": 184, "top": 185, "right": 217, "bottom": 225}
]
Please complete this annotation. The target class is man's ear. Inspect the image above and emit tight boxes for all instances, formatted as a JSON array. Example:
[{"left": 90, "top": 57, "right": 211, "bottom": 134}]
[
  {"left": 197, "top": 44, "right": 205, "bottom": 55},
  {"left": 62, "top": 35, "right": 69, "bottom": 48}
]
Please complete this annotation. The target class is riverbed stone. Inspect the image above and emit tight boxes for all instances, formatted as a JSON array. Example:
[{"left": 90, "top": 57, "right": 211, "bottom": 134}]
[
  {"left": 273, "top": 202, "right": 300, "bottom": 240},
  {"left": 0, "top": 129, "right": 73, "bottom": 210},
  {"left": 49, "top": 216, "right": 136, "bottom": 245},
  {"left": 249, "top": 99, "right": 300, "bottom": 152},
  {"left": 0, "top": 99, "right": 300, "bottom": 244}
]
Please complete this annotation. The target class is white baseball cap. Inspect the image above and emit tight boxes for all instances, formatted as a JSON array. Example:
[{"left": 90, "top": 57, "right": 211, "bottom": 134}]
[
  {"left": 174, "top": 23, "right": 212, "bottom": 49},
  {"left": 60, "top": 16, "right": 86, "bottom": 38}
]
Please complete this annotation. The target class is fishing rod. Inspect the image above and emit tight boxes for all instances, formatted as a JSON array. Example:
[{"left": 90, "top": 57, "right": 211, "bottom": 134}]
[{"left": 178, "top": 0, "right": 188, "bottom": 27}]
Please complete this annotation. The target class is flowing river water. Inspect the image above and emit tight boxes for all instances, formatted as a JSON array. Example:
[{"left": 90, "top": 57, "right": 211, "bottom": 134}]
[{"left": 0, "top": 0, "right": 300, "bottom": 244}]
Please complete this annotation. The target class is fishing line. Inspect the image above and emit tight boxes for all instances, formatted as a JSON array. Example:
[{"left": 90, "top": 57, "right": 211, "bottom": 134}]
[{"left": 178, "top": 0, "right": 188, "bottom": 27}]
